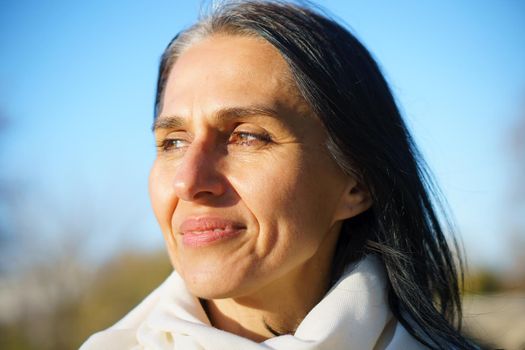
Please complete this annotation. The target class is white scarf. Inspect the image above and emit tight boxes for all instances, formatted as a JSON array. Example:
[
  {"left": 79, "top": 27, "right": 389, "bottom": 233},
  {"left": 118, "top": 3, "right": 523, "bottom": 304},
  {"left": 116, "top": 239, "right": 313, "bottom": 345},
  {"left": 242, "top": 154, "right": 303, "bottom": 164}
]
[{"left": 80, "top": 257, "right": 425, "bottom": 349}]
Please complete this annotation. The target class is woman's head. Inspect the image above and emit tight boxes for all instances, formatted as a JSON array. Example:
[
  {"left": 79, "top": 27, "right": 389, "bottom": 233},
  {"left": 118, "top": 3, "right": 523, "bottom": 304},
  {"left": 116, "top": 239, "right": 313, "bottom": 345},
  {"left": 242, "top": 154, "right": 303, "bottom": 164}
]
[
  {"left": 151, "top": 1, "right": 473, "bottom": 348},
  {"left": 150, "top": 33, "right": 370, "bottom": 300}
]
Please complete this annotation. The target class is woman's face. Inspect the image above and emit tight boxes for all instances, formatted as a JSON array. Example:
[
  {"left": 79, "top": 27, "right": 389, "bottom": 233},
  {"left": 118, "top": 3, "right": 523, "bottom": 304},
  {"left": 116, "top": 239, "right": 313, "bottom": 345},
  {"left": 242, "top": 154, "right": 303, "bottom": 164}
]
[{"left": 150, "top": 35, "right": 356, "bottom": 299}]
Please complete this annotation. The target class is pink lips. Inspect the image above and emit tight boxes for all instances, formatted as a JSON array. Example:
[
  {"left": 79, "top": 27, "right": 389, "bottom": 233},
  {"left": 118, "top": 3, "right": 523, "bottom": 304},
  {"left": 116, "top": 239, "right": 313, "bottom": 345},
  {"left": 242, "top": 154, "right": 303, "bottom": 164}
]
[{"left": 180, "top": 217, "right": 245, "bottom": 247}]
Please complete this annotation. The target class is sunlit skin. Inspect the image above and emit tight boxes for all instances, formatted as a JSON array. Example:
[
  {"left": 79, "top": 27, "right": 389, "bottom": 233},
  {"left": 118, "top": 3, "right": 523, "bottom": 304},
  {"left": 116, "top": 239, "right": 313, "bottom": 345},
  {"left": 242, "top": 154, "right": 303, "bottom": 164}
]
[{"left": 149, "top": 34, "right": 372, "bottom": 341}]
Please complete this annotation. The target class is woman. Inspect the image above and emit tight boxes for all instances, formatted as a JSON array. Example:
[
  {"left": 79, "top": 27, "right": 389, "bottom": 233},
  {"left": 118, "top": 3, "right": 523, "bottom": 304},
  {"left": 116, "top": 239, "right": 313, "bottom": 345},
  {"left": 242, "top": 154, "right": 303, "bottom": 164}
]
[{"left": 81, "top": 1, "right": 478, "bottom": 349}]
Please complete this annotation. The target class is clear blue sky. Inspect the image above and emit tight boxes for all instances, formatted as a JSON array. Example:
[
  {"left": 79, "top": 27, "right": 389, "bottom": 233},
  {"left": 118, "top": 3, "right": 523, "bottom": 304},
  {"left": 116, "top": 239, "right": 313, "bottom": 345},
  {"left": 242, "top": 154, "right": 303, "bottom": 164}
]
[{"left": 1, "top": 0, "right": 524, "bottom": 270}]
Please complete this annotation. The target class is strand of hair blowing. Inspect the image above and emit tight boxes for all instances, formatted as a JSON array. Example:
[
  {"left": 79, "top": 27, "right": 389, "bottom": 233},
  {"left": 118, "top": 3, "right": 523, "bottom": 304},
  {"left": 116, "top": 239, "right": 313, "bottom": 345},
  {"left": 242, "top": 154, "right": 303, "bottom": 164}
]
[{"left": 154, "top": 1, "right": 478, "bottom": 348}]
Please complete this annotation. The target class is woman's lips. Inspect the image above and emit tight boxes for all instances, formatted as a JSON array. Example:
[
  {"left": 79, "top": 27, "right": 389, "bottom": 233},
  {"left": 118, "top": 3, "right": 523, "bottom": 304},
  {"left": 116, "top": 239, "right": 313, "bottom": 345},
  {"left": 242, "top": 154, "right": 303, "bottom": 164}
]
[{"left": 179, "top": 217, "right": 245, "bottom": 247}]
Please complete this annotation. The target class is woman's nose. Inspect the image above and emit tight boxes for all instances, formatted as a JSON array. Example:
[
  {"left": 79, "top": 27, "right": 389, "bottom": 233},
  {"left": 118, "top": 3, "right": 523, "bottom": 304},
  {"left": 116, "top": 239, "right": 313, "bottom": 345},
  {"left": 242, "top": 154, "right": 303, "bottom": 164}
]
[{"left": 172, "top": 142, "right": 226, "bottom": 201}]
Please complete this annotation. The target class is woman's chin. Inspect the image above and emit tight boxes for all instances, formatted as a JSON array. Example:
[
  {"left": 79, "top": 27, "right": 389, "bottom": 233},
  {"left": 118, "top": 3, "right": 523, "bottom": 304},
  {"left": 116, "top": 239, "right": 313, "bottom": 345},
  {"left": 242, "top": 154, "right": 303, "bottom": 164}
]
[
  {"left": 185, "top": 279, "right": 247, "bottom": 300},
  {"left": 179, "top": 266, "right": 254, "bottom": 299}
]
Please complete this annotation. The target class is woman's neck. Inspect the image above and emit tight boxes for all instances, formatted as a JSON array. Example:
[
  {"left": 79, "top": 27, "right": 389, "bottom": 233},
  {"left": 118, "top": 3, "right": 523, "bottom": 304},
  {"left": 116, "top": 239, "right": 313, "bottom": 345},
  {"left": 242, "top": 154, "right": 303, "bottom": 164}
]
[{"left": 202, "top": 253, "right": 334, "bottom": 342}]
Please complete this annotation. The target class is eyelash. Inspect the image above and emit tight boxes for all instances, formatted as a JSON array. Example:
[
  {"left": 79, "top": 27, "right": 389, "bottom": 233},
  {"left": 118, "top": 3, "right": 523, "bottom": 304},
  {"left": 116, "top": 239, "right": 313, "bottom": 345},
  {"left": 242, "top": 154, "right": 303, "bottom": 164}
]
[
  {"left": 229, "top": 131, "right": 272, "bottom": 146},
  {"left": 157, "top": 131, "right": 272, "bottom": 153}
]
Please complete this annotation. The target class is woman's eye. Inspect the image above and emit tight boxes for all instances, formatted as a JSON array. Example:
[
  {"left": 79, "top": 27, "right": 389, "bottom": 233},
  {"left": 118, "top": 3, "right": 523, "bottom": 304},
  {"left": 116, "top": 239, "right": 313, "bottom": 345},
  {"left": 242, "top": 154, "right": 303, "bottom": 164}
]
[
  {"left": 229, "top": 131, "right": 272, "bottom": 147},
  {"left": 157, "top": 138, "right": 189, "bottom": 152}
]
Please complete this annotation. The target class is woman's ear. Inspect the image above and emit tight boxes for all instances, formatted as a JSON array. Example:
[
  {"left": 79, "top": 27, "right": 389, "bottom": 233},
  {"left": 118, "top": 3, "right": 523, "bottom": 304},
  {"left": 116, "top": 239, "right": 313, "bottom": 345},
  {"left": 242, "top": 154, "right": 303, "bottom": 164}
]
[{"left": 334, "top": 177, "right": 372, "bottom": 222}]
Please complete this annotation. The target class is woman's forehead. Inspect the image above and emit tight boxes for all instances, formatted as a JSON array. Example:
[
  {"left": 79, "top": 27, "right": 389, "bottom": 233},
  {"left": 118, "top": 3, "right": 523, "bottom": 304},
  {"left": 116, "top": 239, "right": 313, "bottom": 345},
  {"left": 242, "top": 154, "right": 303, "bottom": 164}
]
[
  {"left": 170, "top": 35, "right": 291, "bottom": 91},
  {"left": 160, "top": 34, "right": 310, "bottom": 123}
]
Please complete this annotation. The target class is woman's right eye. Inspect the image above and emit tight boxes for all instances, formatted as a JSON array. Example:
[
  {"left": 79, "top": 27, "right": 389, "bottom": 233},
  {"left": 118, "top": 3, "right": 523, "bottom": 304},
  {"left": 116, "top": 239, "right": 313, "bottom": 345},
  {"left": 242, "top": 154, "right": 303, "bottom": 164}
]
[{"left": 157, "top": 138, "right": 189, "bottom": 152}]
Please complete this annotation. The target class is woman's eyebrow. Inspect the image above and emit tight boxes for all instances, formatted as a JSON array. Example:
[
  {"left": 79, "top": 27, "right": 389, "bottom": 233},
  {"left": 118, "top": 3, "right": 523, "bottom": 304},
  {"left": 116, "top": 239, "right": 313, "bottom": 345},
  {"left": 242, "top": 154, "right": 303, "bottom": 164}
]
[
  {"left": 213, "top": 106, "right": 280, "bottom": 122},
  {"left": 151, "top": 115, "right": 185, "bottom": 132},
  {"left": 152, "top": 105, "right": 280, "bottom": 132}
]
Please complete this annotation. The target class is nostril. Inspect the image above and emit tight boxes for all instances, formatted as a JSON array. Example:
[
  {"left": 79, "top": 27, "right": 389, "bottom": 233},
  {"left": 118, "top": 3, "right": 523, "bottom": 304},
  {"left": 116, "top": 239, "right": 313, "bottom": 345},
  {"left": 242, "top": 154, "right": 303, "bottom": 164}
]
[{"left": 192, "top": 189, "right": 219, "bottom": 200}]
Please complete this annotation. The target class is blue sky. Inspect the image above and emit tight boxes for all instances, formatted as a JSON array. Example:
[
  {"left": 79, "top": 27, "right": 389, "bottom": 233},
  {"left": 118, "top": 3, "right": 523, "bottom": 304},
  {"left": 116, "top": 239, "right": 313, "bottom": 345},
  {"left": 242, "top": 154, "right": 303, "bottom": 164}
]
[{"left": 1, "top": 0, "right": 524, "bottom": 270}]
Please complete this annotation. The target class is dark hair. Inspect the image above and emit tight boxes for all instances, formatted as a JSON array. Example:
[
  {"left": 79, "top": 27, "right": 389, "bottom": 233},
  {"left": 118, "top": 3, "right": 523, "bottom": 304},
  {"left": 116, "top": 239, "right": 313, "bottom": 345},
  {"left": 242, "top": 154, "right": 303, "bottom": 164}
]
[{"left": 154, "top": 1, "right": 477, "bottom": 349}]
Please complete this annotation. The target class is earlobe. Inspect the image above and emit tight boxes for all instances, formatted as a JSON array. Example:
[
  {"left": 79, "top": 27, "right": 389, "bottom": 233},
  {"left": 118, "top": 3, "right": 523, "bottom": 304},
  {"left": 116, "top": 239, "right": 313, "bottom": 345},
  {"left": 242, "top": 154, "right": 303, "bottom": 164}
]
[{"left": 334, "top": 177, "right": 372, "bottom": 221}]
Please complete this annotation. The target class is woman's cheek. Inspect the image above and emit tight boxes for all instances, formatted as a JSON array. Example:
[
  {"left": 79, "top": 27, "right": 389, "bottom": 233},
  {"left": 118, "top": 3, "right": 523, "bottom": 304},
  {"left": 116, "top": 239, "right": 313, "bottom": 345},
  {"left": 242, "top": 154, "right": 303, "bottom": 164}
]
[
  {"left": 149, "top": 163, "right": 177, "bottom": 236},
  {"left": 150, "top": 164, "right": 182, "bottom": 269}
]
